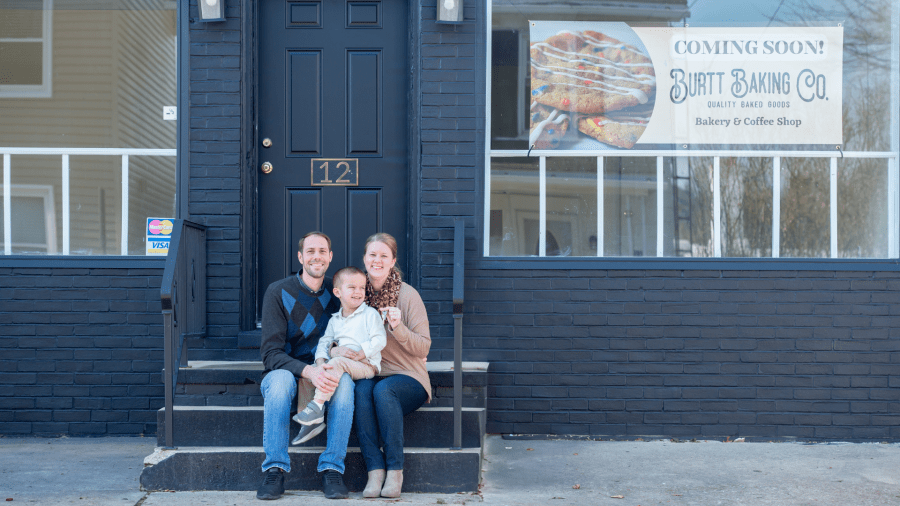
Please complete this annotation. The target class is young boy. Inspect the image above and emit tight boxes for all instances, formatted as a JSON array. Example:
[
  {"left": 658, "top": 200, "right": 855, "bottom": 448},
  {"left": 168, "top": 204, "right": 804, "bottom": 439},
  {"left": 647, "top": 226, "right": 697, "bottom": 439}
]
[{"left": 292, "top": 266, "right": 386, "bottom": 430}]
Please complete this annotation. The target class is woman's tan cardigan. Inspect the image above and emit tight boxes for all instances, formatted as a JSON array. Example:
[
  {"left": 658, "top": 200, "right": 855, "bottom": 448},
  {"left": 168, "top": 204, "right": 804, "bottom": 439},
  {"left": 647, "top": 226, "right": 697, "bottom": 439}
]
[{"left": 378, "top": 282, "right": 432, "bottom": 401}]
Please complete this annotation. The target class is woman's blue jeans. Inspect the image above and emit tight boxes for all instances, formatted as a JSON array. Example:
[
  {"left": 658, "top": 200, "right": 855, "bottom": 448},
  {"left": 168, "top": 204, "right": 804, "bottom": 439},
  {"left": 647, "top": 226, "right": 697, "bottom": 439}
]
[
  {"left": 354, "top": 374, "right": 427, "bottom": 471},
  {"left": 260, "top": 369, "right": 355, "bottom": 474}
]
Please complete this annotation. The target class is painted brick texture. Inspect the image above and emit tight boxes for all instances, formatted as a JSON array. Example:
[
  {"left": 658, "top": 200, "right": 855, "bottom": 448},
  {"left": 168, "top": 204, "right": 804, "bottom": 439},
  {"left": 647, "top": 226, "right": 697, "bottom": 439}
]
[
  {"left": 187, "top": 0, "right": 244, "bottom": 354},
  {"left": 0, "top": 267, "right": 164, "bottom": 436},
  {"left": 437, "top": 269, "right": 900, "bottom": 440},
  {"left": 417, "top": 0, "right": 483, "bottom": 343}
]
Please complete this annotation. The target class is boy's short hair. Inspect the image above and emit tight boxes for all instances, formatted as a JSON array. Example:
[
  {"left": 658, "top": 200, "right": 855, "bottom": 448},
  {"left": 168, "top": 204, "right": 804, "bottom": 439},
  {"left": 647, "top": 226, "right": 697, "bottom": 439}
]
[{"left": 333, "top": 266, "right": 365, "bottom": 288}]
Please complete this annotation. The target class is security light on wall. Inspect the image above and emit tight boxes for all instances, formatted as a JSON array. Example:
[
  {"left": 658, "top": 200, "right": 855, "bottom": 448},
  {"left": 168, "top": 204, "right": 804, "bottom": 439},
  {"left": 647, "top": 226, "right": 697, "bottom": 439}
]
[
  {"left": 198, "top": 0, "right": 225, "bottom": 22},
  {"left": 437, "top": 0, "right": 463, "bottom": 24}
]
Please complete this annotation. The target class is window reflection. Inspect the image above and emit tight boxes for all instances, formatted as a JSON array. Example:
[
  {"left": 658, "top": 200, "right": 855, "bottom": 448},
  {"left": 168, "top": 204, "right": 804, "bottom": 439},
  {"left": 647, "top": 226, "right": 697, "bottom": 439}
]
[
  {"left": 488, "top": 0, "right": 899, "bottom": 259},
  {"left": 0, "top": 2, "right": 177, "bottom": 256},
  {"left": 780, "top": 158, "right": 829, "bottom": 258},
  {"left": 669, "top": 157, "right": 713, "bottom": 257},
  {"left": 721, "top": 158, "right": 773, "bottom": 258},
  {"left": 604, "top": 157, "right": 658, "bottom": 257},
  {"left": 546, "top": 158, "right": 597, "bottom": 256},
  {"left": 490, "top": 157, "right": 539, "bottom": 256},
  {"left": 838, "top": 159, "right": 888, "bottom": 258}
]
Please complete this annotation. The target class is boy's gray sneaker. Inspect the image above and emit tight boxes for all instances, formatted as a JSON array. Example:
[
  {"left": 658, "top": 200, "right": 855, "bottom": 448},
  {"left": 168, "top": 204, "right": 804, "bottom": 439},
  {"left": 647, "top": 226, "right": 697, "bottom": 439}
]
[
  {"left": 291, "top": 421, "right": 325, "bottom": 445},
  {"left": 293, "top": 401, "right": 325, "bottom": 425}
]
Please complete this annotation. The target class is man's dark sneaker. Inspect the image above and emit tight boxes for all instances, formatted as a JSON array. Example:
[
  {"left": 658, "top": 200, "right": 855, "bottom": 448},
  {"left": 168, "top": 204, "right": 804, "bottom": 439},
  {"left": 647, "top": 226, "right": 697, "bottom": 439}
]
[
  {"left": 257, "top": 467, "right": 285, "bottom": 500},
  {"left": 291, "top": 421, "right": 325, "bottom": 445},
  {"left": 322, "top": 469, "right": 349, "bottom": 499},
  {"left": 293, "top": 401, "right": 325, "bottom": 425}
]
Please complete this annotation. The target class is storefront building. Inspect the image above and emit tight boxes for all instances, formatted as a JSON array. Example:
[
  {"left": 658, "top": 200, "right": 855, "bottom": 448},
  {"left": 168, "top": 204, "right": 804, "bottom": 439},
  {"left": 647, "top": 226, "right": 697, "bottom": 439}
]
[{"left": 1, "top": 0, "right": 898, "bottom": 439}]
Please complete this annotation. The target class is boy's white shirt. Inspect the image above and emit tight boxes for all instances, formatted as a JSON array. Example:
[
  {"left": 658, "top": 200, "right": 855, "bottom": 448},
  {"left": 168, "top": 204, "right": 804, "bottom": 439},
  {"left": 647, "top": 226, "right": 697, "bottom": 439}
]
[{"left": 315, "top": 301, "right": 386, "bottom": 373}]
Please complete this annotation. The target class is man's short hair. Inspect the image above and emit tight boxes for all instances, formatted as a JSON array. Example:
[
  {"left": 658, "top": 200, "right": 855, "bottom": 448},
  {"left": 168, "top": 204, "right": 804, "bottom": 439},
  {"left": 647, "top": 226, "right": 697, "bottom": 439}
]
[
  {"left": 333, "top": 266, "right": 365, "bottom": 288},
  {"left": 298, "top": 231, "right": 332, "bottom": 253}
]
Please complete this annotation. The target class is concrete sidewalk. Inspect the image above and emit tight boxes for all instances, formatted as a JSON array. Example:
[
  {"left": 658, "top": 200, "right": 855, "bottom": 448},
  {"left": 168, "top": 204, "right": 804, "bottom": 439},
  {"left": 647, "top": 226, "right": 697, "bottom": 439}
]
[{"left": 1, "top": 435, "right": 898, "bottom": 506}]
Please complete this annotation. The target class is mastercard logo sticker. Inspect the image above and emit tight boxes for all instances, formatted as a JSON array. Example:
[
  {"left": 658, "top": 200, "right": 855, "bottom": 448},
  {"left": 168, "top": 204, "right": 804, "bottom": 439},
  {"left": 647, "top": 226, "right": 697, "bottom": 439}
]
[{"left": 149, "top": 219, "right": 174, "bottom": 236}]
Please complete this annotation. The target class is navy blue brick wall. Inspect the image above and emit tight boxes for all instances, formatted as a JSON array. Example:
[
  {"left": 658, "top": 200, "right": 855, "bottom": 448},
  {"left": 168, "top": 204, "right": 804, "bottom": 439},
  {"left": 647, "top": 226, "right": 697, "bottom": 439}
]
[
  {"left": 417, "top": 0, "right": 483, "bottom": 350},
  {"left": 436, "top": 269, "right": 900, "bottom": 440},
  {"left": 0, "top": 267, "right": 164, "bottom": 436},
  {"left": 187, "top": 0, "right": 244, "bottom": 357}
]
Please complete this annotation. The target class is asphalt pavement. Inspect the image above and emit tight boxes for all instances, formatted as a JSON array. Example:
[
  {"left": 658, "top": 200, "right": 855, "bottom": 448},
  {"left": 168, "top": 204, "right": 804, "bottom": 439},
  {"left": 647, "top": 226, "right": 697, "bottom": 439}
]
[{"left": 1, "top": 435, "right": 898, "bottom": 506}]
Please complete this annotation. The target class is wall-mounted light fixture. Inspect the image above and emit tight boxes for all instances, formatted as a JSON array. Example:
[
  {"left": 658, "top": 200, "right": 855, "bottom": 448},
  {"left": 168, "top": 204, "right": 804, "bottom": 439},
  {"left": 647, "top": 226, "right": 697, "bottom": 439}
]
[
  {"left": 437, "top": 0, "right": 463, "bottom": 24},
  {"left": 198, "top": 0, "right": 225, "bottom": 22}
]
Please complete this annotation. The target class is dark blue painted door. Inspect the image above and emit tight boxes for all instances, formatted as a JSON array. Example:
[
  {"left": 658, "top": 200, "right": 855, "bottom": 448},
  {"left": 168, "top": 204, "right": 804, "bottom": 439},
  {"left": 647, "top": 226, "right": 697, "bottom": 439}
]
[{"left": 258, "top": 0, "right": 409, "bottom": 305}]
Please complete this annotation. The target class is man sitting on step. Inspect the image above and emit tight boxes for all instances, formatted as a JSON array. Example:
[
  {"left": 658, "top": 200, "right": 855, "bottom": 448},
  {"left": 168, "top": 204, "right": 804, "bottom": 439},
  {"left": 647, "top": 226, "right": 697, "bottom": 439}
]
[{"left": 256, "top": 231, "right": 352, "bottom": 500}]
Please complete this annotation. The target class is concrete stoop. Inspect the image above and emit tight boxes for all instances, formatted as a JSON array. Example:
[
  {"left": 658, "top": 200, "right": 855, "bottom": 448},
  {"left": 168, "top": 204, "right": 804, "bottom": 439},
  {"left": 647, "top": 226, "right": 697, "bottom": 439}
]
[
  {"left": 156, "top": 405, "right": 486, "bottom": 448},
  {"left": 141, "top": 360, "right": 489, "bottom": 492},
  {"left": 140, "top": 447, "right": 482, "bottom": 492}
]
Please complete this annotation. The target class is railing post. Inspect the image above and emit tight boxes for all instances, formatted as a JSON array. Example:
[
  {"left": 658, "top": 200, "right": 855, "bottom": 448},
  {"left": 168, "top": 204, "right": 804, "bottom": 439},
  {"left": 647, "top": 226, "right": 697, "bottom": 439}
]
[
  {"left": 163, "top": 307, "right": 175, "bottom": 449},
  {"left": 452, "top": 218, "right": 465, "bottom": 450},
  {"left": 159, "top": 219, "right": 206, "bottom": 450}
]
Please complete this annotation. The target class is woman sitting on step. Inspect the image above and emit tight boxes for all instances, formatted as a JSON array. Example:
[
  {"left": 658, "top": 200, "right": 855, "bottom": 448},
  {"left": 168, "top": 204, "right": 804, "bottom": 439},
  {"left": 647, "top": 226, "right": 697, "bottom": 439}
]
[{"left": 344, "top": 232, "right": 432, "bottom": 498}]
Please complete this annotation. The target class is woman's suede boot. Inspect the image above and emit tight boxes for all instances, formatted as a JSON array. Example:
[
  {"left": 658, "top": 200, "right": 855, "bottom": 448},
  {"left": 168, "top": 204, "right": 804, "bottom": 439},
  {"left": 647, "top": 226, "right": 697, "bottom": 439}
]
[
  {"left": 381, "top": 470, "right": 403, "bottom": 498},
  {"left": 363, "top": 469, "right": 385, "bottom": 498}
]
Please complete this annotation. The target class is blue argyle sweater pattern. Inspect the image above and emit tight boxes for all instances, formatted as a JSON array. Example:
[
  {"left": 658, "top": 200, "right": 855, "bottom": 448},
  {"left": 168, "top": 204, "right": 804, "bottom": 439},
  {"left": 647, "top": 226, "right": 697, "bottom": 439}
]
[{"left": 260, "top": 274, "right": 341, "bottom": 379}]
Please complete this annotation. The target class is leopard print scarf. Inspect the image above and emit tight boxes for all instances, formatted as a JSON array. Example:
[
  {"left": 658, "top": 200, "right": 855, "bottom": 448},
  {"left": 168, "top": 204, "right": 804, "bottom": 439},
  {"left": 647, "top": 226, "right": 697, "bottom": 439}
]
[{"left": 365, "top": 268, "right": 402, "bottom": 310}]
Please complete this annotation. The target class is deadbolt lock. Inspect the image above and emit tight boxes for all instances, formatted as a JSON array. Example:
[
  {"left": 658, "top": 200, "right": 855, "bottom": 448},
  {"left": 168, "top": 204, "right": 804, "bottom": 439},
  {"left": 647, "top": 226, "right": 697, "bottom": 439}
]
[
  {"left": 262, "top": 138, "right": 272, "bottom": 148},
  {"left": 261, "top": 161, "right": 273, "bottom": 174}
]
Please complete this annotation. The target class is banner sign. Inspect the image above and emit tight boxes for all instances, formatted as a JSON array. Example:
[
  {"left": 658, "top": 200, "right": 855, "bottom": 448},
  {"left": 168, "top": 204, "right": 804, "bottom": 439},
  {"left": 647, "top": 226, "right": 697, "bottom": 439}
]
[
  {"left": 146, "top": 218, "right": 174, "bottom": 256},
  {"left": 528, "top": 21, "right": 843, "bottom": 150}
]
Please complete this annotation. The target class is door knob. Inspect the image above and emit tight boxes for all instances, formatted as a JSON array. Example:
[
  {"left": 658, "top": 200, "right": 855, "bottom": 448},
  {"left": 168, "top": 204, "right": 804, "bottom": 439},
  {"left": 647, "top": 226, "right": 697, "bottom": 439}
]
[{"left": 261, "top": 161, "right": 273, "bottom": 174}]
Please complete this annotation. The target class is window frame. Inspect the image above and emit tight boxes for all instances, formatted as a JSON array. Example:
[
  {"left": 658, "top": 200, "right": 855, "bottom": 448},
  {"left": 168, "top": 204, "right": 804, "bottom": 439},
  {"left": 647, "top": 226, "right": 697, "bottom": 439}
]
[
  {"left": 0, "top": 0, "right": 187, "bottom": 261},
  {"left": 482, "top": 0, "right": 900, "bottom": 262},
  {"left": 0, "top": 0, "right": 53, "bottom": 99}
]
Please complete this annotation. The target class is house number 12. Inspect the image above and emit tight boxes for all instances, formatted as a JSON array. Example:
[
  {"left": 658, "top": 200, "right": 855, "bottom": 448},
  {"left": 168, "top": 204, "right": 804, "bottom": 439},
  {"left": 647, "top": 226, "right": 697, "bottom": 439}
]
[{"left": 311, "top": 159, "right": 359, "bottom": 186}]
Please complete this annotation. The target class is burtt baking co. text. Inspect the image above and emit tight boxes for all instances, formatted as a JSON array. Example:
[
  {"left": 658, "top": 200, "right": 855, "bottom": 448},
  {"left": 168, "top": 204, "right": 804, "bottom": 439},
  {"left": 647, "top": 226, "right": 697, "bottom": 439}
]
[{"left": 669, "top": 69, "right": 828, "bottom": 104}]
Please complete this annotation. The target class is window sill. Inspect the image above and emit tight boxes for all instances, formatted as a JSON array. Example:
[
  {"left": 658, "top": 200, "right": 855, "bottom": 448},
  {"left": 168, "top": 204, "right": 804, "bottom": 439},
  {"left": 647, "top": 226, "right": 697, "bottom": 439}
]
[
  {"left": 473, "top": 256, "right": 900, "bottom": 271},
  {"left": 0, "top": 255, "right": 167, "bottom": 268}
]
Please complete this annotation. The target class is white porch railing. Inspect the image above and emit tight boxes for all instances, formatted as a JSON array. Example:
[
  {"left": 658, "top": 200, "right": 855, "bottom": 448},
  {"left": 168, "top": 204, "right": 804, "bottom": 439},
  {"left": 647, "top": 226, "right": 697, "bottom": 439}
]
[
  {"left": 486, "top": 150, "right": 900, "bottom": 258},
  {"left": 1, "top": 148, "right": 177, "bottom": 256}
]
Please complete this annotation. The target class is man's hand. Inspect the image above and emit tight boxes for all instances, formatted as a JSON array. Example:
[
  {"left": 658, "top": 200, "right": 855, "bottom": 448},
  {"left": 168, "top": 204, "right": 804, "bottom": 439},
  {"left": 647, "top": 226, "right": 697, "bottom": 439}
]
[
  {"left": 331, "top": 346, "right": 365, "bottom": 361},
  {"left": 302, "top": 363, "right": 339, "bottom": 394}
]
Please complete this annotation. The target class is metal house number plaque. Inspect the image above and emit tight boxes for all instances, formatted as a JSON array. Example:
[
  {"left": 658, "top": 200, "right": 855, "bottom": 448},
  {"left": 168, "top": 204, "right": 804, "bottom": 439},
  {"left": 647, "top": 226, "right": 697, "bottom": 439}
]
[{"left": 311, "top": 159, "right": 359, "bottom": 186}]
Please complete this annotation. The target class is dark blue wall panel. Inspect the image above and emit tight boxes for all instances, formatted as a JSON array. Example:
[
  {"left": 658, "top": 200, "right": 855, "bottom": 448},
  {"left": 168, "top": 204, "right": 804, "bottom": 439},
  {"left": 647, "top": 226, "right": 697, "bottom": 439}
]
[{"left": 0, "top": 267, "right": 164, "bottom": 436}]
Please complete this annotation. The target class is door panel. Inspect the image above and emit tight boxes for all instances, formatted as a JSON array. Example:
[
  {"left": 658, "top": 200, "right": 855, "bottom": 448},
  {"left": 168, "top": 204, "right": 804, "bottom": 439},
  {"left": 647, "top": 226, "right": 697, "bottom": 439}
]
[
  {"left": 288, "top": 2, "right": 321, "bottom": 26},
  {"left": 347, "top": 51, "right": 380, "bottom": 155},
  {"left": 287, "top": 188, "right": 323, "bottom": 275},
  {"left": 259, "top": 0, "right": 408, "bottom": 314},
  {"left": 347, "top": 188, "right": 381, "bottom": 266},
  {"left": 288, "top": 51, "right": 322, "bottom": 155}
]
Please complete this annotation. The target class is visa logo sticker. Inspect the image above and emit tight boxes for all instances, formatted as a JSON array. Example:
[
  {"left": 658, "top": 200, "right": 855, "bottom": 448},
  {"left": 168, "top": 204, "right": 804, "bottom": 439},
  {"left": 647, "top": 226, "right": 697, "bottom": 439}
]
[{"left": 146, "top": 238, "right": 170, "bottom": 256}]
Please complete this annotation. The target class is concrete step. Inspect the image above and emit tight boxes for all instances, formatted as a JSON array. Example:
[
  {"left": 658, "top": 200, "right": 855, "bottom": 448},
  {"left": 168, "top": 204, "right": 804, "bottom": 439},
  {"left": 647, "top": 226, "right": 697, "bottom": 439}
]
[
  {"left": 140, "top": 446, "right": 482, "bottom": 492},
  {"left": 156, "top": 405, "right": 486, "bottom": 448},
  {"left": 171, "top": 361, "right": 489, "bottom": 409}
]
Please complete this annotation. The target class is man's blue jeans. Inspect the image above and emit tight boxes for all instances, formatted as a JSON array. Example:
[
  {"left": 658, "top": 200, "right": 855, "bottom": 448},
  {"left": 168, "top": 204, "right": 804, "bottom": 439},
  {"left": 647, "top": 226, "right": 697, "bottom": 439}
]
[
  {"left": 260, "top": 369, "right": 355, "bottom": 474},
  {"left": 354, "top": 374, "right": 427, "bottom": 471}
]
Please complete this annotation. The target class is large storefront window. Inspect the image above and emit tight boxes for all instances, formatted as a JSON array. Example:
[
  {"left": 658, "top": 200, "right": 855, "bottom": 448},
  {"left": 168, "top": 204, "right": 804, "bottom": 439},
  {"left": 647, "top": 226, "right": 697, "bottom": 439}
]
[
  {"left": 486, "top": 0, "right": 900, "bottom": 258},
  {"left": 0, "top": 0, "right": 177, "bottom": 255}
]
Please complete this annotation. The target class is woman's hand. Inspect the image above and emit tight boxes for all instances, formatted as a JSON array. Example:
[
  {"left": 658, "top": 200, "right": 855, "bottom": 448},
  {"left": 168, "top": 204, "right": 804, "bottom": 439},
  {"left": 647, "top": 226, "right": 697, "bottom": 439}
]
[
  {"left": 331, "top": 346, "right": 365, "bottom": 361},
  {"left": 380, "top": 306, "right": 402, "bottom": 330}
]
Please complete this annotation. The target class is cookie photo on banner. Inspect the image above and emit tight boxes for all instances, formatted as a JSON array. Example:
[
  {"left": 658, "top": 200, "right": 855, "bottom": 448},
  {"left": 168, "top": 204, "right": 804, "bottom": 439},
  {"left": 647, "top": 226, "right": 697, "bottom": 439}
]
[{"left": 529, "top": 21, "right": 656, "bottom": 150}]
